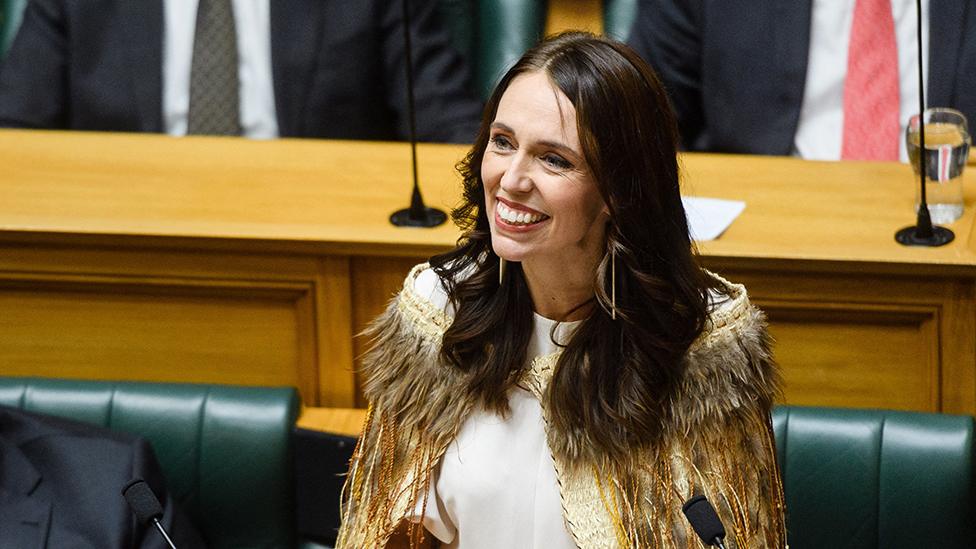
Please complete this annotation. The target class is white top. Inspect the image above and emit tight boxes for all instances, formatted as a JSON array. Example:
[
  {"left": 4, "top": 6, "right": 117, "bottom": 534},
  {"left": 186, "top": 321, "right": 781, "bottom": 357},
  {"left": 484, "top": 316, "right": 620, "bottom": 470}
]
[
  {"left": 162, "top": 0, "right": 279, "bottom": 138},
  {"left": 408, "top": 267, "right": 578, "bottom": 549},
  {"left": 794, "top": 0, "right": 929, "bottom": 162}
]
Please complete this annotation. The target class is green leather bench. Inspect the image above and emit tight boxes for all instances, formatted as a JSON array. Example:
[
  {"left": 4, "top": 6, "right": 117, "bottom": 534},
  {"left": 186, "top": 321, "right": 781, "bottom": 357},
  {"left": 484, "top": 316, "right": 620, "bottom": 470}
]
[
  {"left": 438, "top": 0, "right": 545, "bottom": 100},
  {"left": 773, "top": 405, "right": 975, "bottom": 549},
  {"left": 0, "top": 376, "right": 301, "bottom": 549},
  {"left": 5, "top": 376, "right": 971, "bottom": 548},
  {"left": 603, "top": 0, "right": 638, "bottom": 41}
]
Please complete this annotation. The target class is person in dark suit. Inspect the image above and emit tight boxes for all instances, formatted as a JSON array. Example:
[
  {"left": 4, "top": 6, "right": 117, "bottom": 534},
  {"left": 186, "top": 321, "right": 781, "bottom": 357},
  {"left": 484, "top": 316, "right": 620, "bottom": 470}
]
[
  {"left": 0, "top": 405, "right": 207, "bottom": 549},
  {"left": 0, "top": 0, "right": 482, "bottom": 143},
  {"left": 628, "top": 0, "right": 976, "bottom": 160}
]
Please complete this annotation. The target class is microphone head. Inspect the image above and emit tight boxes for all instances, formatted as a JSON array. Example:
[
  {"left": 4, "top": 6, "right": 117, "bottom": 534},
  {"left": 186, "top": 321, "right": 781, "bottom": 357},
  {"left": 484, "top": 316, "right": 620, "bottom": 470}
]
[
  {"left": 682, "top": 495, "right": 726, "bottom": 546},
  {"left": 122, "top": 478, "right": 164, "bottom": 525}
]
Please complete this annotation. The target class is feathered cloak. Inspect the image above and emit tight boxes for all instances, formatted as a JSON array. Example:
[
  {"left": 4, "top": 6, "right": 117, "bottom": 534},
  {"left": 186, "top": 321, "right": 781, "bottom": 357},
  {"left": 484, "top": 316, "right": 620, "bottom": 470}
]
[{"left": 336, "top": 264, "right": 787, "bottom": 548}]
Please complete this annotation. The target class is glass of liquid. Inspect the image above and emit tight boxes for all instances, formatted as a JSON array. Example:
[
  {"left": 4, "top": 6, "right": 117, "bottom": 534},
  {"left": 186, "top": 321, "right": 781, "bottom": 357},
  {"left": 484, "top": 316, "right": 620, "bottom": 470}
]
[{"left": 906, "top": 108, "right": 970, "bottom": 224}]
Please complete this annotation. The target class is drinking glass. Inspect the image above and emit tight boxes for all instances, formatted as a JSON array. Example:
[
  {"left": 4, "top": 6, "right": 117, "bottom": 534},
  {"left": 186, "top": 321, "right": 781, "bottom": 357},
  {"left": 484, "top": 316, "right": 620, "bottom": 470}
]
[{"left": 906, "top": 108, "right": 970, "bottom": 224}]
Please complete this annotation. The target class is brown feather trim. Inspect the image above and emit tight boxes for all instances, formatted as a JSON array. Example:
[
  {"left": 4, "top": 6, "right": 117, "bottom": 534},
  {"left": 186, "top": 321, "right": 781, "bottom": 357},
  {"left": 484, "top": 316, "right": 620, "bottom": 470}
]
[
  {"left": 339, "top": 265, "right": 786, "bottom": 547},
  {"left": 545, "top": 278, "right": 782, "bottom": 468}
]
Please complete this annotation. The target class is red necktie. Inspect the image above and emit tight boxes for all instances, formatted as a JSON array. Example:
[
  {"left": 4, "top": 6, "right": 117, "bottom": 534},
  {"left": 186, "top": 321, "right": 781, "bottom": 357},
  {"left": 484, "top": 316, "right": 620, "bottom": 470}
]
[{"left": 841, "top": 0, "right": 900, "bottom": 161}]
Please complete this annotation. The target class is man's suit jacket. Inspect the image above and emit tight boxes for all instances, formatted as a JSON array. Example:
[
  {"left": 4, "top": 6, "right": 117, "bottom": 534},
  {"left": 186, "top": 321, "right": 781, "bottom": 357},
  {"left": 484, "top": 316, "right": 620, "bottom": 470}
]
[
  {"left": 0, "top": 0, "right": 482, "bottom": 143},
  {"left": 0, "top": 406, "right": 207, "bottom": 549},
  {"left": 628, "top": 0, "right": 976, "bottom": 154}
]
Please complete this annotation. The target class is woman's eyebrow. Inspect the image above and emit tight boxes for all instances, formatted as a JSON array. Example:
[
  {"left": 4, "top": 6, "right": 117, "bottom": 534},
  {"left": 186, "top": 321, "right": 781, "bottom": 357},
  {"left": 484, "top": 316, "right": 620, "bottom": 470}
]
[
  {"left": 537, "top": 140, "right": 578, "bottom": 156},
  {"left": 490, "top": 122, "right": 513, "bottom": 132}
]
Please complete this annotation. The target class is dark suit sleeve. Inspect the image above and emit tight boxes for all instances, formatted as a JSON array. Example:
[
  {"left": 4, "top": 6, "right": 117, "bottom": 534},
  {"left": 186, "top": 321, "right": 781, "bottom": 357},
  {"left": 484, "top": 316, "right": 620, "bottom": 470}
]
[
  {"left": 628, "top": 0, "right": 705, "bottom": 150},
  {"left": 129, "top": 438, "right": 208, "bottom": 549},
  {"left": 378, "top": 0, "right": 482, "bottom": 143},
  {"left": 0, "top": 0, "right": 69, "bottom": 128}
]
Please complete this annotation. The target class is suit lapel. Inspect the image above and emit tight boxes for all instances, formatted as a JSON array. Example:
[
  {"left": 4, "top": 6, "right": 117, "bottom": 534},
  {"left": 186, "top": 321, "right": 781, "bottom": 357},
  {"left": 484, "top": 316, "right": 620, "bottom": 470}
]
[
  {"left": 927, "top": 0, "right": 967, "bottom": 107},
  {"left": 0, "top": 499, "right": 51, "bottom": 549},
  {"left": 772, "top": 0, "right": 813, "bottom": 154},
  {"left": 0, "top": 435, "right": 50, "bottom": 549},
  {"left": 119, "top": 0, "right": 164, "bottom": 132},
  {"left": 270, "top": 0, "right": 326, "bottom": 137}
]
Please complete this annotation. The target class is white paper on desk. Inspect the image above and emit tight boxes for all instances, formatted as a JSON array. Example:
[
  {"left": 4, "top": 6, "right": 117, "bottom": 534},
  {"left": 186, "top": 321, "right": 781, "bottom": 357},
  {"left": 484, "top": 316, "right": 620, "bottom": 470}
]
[{"left": 681, "top": 196, "right": 746, "bottom": 241}]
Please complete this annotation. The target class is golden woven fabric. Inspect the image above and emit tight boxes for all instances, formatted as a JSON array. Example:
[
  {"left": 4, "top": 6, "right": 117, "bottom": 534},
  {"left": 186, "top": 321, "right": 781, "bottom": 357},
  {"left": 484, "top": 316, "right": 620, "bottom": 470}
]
[{"left": 336, "top": 264, "right": 787, "bottom": 548}]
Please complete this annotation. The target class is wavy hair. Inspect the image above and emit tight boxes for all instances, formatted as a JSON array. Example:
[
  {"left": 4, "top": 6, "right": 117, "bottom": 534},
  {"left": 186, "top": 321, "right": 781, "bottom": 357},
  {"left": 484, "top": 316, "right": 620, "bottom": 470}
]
[{"left": 429, "top": 31, "right": 724, "bottom": 463}]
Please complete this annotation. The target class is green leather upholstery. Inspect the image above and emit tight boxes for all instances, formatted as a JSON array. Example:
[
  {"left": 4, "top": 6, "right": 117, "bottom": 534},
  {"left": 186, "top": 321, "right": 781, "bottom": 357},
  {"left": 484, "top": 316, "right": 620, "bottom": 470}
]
[
  {"left": 439, "top": 0, "right": 545, "bottom": 99},
  {"left": 603, "top": 0, "right": 637, "bottom": 41},
  {"left": 0, "top": 376, "right": 300, "bottom": 549},
  {"left": 0, "top": 0, "right": 27, "bottom": 58},
  {"left": 772, "top": 406, "right": 975, "bottom": 549},
  {"left": 473, "top": 0, "right": 545, "bottom": 99}
]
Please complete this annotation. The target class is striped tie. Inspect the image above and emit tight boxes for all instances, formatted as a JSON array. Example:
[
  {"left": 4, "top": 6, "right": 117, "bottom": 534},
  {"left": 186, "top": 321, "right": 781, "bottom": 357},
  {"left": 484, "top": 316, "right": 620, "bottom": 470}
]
[
  {"left": 841, "top": 0, "right": 900, "bottom": 161},
  {"left": 187, "top": 0, "right": 241, "bottom": 136}
]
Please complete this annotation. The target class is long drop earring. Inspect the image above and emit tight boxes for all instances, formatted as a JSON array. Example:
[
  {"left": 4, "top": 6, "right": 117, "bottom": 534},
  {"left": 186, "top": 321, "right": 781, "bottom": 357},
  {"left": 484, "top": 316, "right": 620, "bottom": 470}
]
[
  {"left": 611, "top": 249, "right": 617, "bottom": 320},
  {"left": 499, "top": 257, "right": 506, "bottom": 286}
]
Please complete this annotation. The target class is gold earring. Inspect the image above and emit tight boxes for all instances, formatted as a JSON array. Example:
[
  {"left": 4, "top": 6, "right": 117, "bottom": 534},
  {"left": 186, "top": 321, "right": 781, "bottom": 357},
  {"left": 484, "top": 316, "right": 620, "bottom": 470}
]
[
  {"left": 611, "top": 249, "right": 617, "bottom": 320},
  {"left": 499, "top": 257, "right": 506, "bottom": 286}
]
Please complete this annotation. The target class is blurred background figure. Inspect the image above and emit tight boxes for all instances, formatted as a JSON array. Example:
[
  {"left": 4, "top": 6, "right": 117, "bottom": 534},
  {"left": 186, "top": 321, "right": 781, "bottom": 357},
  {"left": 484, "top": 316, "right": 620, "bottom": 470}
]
[
  {"left": 0, "top": 405, "right": 206, "bottom": 549},
  {"left": 628, "top": 0, "right": 976, "bottom": 161},
  {"left": 0, "top": 0, "right": 482, "bottom": 142}
]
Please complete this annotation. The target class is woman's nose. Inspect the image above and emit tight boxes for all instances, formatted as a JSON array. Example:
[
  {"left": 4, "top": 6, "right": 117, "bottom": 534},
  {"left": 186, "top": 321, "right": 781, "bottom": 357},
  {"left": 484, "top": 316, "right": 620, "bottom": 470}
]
[{"left": 499, "top": 153, "right": 534, "bottom": 194}]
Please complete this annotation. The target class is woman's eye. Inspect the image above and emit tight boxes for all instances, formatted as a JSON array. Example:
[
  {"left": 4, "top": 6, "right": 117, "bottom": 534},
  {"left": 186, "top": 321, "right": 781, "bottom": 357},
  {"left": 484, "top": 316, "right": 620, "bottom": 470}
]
[
  {"left": 542, "top": 154, "right": 572, "bottom": 170},
  {"left": 490, "top": 135, "right": 514, "bottom": 150}
]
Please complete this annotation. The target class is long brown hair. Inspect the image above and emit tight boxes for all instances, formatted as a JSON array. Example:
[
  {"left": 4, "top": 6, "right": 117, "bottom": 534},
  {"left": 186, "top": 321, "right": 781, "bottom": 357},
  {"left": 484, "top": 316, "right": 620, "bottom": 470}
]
[{"left": 429, "top": 32, "right": 723, "bottom": 463}]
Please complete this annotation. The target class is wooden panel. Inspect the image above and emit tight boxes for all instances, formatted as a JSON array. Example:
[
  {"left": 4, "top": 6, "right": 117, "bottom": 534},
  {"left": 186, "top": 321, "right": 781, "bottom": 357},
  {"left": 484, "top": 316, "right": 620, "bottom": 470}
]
[
  {"left": 350, "top": 256, "right": 425, "bottom": 406},
  {"left": 298, "top": 407, "right": 367, "bottom": 437},
  {"left": 0, "top": 244, "right": 340, "bottom": 405},
  {"left": 314, "top": 256, "right": 355, "bottom": 407},
  {"left": 942, "top": 281, "right": 976, "bottom": 414},
  {"left": 0, "top": 282, "right": 308, "bottom": 393},
  {"left": 764, "top": 302, "right": 939, "bottom": 412},
  {"left": 1, "top": 130, "right": 975, "bottom": 415},
  {"left": 547, "top": 0, "right": 603, "bottom": 35},
  {"left": 713, "top": 268, "right": 971, "bottom": 413}
]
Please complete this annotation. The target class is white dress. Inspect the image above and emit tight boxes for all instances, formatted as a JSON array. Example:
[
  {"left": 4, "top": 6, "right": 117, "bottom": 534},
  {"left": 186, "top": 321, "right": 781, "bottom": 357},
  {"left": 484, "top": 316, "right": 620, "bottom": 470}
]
[{"left": 409, "top": 267, "right": 579, "bottom": 549}]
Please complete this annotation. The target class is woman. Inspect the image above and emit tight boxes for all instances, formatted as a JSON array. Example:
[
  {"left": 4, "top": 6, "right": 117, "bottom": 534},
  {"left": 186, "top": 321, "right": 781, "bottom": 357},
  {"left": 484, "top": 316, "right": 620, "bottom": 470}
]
[{"left": 337, "top": 32, "right": 786, "bottom": 548}]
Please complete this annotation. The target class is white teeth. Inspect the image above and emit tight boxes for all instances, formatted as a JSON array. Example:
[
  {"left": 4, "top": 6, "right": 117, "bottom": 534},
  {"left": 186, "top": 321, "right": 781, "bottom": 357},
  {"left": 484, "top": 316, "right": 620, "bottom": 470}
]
[{"left": 497, "top": 202, "right": 546, "bottom": 225}]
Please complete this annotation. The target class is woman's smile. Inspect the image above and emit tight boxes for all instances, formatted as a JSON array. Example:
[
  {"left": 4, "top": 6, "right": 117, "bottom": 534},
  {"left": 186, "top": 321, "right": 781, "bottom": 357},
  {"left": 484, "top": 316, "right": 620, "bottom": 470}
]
[{"left": 494, "top": 197, "right": 550, "bottom": 230}]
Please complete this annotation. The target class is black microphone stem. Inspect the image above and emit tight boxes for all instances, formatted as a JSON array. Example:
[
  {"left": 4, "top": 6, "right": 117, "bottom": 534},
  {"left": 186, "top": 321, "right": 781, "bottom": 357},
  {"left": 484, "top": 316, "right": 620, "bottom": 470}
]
[
  {"left": 913, "top": 0, "right": 933, "bottom": 238},
  {"left": 894, "top": 0, "right": 953, "bottom": 246},
  {"left": 402, "top": 0, "right": 420, "bottom": 198},
  {"left": 389, "top": 0, "right": 447, "bottom": 228}
]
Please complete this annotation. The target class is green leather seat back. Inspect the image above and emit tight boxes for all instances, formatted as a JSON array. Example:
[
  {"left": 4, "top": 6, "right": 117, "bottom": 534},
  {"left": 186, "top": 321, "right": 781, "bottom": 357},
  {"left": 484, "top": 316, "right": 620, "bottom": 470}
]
[
  {"left": 604, "top": 0, "right": 637, "bottom": 41},
  {"left": 1, "top": 0, "right": 27, "bottom": 58},
  {"left": 0, "top": 376, "right": 300, "bottom": 549},
  {"left": 474, "top": 0, "right": 544, "bottom": 99},
  {"left": 439, "top": 0, "right": 544, "bottom": 100},
  {"left": 772, "top": 406, "right": 975, "bottom": 549}
]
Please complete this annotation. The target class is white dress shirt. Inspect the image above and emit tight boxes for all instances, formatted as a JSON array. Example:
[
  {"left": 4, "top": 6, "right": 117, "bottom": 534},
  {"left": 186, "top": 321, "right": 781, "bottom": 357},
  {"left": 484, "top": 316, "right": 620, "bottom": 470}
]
[
  {"left": 162, "top": 0, "right": 278, "bottom": 138},
  {"left": 407, "top": 267, "right": 578, "bottom": 549},
  {"left": 794, "top": 0, "right": 929, "bottom": 161}
]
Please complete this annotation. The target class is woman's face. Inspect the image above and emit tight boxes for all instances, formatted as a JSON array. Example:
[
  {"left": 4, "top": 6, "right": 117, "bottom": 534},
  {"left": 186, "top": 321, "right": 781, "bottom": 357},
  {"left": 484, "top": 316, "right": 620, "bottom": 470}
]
[{"left": 482, "top": 71, "right": 608, "bottom": 269}]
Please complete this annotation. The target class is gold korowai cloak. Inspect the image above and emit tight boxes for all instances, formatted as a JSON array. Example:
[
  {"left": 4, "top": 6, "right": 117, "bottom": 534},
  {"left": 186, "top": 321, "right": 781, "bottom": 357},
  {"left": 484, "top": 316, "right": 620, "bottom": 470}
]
[{"left": 336, "top": 264, "right": 787, "bottom": 548}]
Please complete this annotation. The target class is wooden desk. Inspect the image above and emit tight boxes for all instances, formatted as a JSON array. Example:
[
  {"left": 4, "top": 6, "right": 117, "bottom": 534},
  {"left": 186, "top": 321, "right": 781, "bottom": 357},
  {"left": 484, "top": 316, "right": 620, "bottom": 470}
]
[{"left": 1, "top": 129, "right": 974, "bottom": 415}]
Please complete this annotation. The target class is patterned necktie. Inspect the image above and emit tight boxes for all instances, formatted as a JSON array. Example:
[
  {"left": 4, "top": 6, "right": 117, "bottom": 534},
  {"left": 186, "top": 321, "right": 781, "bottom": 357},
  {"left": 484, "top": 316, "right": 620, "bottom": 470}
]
[
  {"left": 187, "top": 0, "right": 241, "bottom": 136},
  {"left": 841, "top": 0, "right": 900, "bottom": 161}
]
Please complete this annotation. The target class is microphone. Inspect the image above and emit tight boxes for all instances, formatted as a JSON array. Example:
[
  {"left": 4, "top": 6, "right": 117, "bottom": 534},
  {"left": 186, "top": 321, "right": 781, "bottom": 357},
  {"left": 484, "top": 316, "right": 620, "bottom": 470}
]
[
  {"left": 389, "top": 0, "right": 448, "bottom": 228},
  {"left": 895, "top": 0, "right": 954, "bottom": 246},
  {"left": 682, "top": 495, "right": 728, "bottom": 549},
  {"left": 122, "top": 478, "right": 178, "bottom": 549}
]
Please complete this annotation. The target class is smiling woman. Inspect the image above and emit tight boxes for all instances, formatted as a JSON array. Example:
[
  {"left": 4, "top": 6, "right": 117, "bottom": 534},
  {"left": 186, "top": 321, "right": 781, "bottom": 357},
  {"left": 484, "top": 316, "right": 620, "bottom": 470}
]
[
  {"left": 337, "top": 32, "right": 788, "bottom": 549},
  {"left": 483, "top": 71, "right": 609, "bottom": 322}
]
